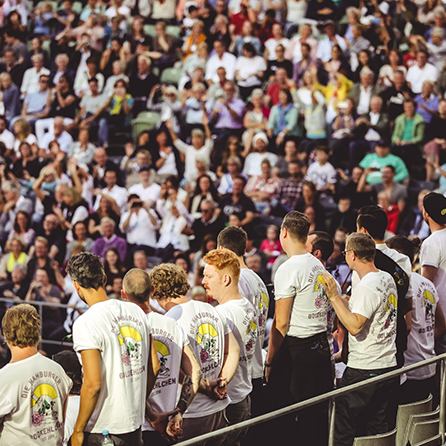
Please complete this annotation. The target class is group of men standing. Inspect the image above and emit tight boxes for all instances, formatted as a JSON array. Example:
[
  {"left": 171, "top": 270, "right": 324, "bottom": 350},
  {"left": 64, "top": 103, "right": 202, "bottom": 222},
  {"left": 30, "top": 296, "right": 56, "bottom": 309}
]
[{"left": 1, "top": 192, "right": 446, "bottom": 446}]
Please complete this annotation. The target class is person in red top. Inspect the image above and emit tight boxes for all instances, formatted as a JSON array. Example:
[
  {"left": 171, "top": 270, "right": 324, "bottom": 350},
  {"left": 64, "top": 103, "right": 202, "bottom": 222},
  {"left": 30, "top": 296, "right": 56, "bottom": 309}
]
[
  {"left": 260, "top": 224, "right": 282, "bottom": 266},
  {"left": 378, "top": 191, "right": 400, "bottom": 234},
  {"left": 265, "top": 67, "right": 294, "bottom": 107},
  {"left": 229, "top": 0, "right": 257, "bottom": 36}
]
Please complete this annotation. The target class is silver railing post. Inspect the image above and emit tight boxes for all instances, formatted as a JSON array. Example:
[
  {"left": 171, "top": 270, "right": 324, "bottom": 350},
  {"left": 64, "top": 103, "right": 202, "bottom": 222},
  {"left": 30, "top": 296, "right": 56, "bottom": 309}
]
[
  {"left": 440, "top": 357, "right": 446, "bottom": 443},
  {"left": 328, "top": 397, "right": 336, "bottom": 446}
]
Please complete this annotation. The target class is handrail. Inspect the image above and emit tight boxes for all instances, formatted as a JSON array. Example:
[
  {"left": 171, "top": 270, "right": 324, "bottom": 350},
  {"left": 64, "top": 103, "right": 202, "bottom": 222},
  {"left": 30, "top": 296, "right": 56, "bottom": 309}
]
[
  {"left": 0, "top": 296, "right": 76, "bottom": 346},
  {"left": 174, "top": 354, "right": 446, "bottom": 446}
]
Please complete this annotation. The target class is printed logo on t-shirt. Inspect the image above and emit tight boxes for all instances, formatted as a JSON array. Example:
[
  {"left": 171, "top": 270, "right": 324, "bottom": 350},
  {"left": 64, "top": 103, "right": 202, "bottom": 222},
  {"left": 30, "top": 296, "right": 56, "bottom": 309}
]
[
  {"left": 245, "top": 317, "right": 257, "bottom": 353},
  {"left": 422, "top": 290, "right": 435, "bottom": 321},
  {"left": 154, "top": 339, "right": 171, "bottom": 378},
  {"left": 384, "top": 293, "right": 398, "bottom": 329},
  {"left": 197, "top": 323, "right": 219, "bottom": 363},
  {"left": 116, "top": 326, "right": 142, "bottom": 365},
  {"left": 313, "top": 274, "right": 329, "bottom": 309},
  {"left": 30, "top": 383, "right": 60, "bottom": 428},
  {"left": 258, "top": 292, "right": 269, "bottom": 328}
]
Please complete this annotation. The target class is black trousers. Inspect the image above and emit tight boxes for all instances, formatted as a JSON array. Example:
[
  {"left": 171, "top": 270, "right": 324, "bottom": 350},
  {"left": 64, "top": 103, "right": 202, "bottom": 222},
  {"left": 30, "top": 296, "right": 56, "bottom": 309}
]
[
  {"left": 142, "top": 430, "right": 169, "bottom": 446},
  {"left": 334, "top": 366, "right": 398, "bottom": 446},
  {"left": 267, "top": 333, "right": 333, "bottom": 446},
  {"left": 400, "top": 376, "right": 438, "bottom": 406}
]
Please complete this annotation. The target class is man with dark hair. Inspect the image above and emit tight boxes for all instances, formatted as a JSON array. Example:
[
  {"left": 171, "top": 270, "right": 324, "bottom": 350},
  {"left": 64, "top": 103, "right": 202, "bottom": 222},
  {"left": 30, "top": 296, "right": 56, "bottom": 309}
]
[
  {"left": 217, "top": 227, "right": 269, "bottom": 446},
  {"left": 218, "top": 176, "right": 257, "bottom": 230},
  {"left": 306, "top": 231, "right": 334, "bottom": 265},
  {"left": 121, "top": 268, "right": 202, "bottom": 446},
  {"left": 321, "top": 233, "right": 399, "bottom": 446},
  {"left": 67, "top": 252, "right": 160, "bottom": 446},
  {"left": 356, "top": 205, "right": 412, "bottom": 370},
  {"left": 0, "top": 304, "right": 72, "bottom": 445},
  {"left": 421, "top": 192, "right": 446, "bottom": 352},
  {"left": 265, "top": 211, "right": 333, "bottom": 446},
  {"left": 357, "top": 164, "right": 407, "bottom": 213}
]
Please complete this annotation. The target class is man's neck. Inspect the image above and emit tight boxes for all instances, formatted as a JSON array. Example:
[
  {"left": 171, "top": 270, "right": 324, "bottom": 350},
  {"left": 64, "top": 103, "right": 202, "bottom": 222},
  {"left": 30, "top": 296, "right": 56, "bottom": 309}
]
[
  {"left": 135, "top": 301, "right": 151, "bottom": 314},
  {"left": 9, "top": 345, "right": 38, "bottom": 363},
  {"left": 84, "top": 287, "right": 109, "bottom": 307},
  {"left": 430, "top": 221, "right": 446, "bottom": 233},
  {"left": 163, "top": 296, "right": 189, "bottom": 312},
  {"left": 285, "top": 242, "right": 308, "bottom": 258},
  {"left": 238, "top": 255, "right": 248, "bottom": 269},
  {"left": 216, "top": 286, "right": 242, "bottom": 305},
  {"left": 354, "top": 261, "right": 379, "bottom": 280}
]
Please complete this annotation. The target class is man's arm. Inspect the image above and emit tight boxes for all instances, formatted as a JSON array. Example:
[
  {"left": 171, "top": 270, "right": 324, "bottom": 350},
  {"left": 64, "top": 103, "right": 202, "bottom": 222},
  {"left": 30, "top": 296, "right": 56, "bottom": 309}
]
[
  {"left": 265, "top": 297, "right": 293, "bottom": 380},
  {"left": 147, "top": 334, "right": 161, "bottom": 398},
  {"left": 71, "top": 349, "right": 102, "bottom": 446},
  {"left": 177, "top": 344, "right": 202, "bottom": 413},
  {"left": 423, "top": 265, "right": 438, "bottom": 284},
  {"left": 220, "top": 331, "right": 240, "bottom": 384},
  {"left": 321, "top": 274, "right": 368, "bottom": 336}
]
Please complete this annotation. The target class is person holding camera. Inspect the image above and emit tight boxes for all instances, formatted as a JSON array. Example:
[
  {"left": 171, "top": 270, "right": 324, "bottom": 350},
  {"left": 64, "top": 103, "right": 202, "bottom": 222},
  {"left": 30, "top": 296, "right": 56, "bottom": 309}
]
[{"left": 120, "top": 194, "right": 160, "bottom": 259}]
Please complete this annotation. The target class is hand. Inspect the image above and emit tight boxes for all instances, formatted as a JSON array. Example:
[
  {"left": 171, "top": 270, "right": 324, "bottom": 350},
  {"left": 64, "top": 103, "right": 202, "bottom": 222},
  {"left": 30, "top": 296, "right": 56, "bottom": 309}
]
[
  {"left": 67, "top": 158, "right": 78, "bottom": 174},
  {"left": 166, "top": 412, "right": 183, "bottom": 440},
  {"left": 165, "top": 119, "right": 173, "bottom": 130},
  {"left": 320, "top": 273, "right": 340, "bottom": 302},
  {"left": 52, "top": 205, "right": 63, "bottom": 219},
  {"left": 3, "top": 290, "right": 14, "bottom": 299},
  {"left": 51, "top": 260, "right": 60, "bottom": 271},
  {"left": 146, "top": 409, "right": 179, "bottom": 440},
  {"left": 70, "top": 431, "right": 84, "bottom": 446},
  {"left": 124, "top": 142, "right": 135, "bottom": 158},
  {"left": 31, "top": 281, "right": 42, "bottom": 290},
  {"left": 276, "top": 134, "right": 284, "bottom": 147},
  {"left": 56, "top": 150, "right": 65, "bottom": 163},
  {"left": 205, "top": 377, "right": 227, "bottom": 400}
]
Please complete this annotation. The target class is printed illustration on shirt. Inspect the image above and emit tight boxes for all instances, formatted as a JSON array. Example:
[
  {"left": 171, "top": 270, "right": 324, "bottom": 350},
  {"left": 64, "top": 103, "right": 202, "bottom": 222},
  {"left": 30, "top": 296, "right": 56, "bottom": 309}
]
[
  {"left": 197, "top": 323, "right": 219, "bottom": 363},
  {"left": 384, "top": 293, "right": 398, "bottom": 329},
  {"left": 31, "top": 383, "right": 59, "bottom": 427},
  {"left": 258, "top": 291, "right": 269, "bottom": 328},
  {"left": 154, "top": 339, "right": 171, "bottom": 378},
  {"left": 117, "top": 325, "right": 142, "bottom": 365},
  {"left": 314, "top": 274, "right": 329, "bottom": 309},
  {"left": 422, "top": 289, "right": 435, "bottom": 321}
]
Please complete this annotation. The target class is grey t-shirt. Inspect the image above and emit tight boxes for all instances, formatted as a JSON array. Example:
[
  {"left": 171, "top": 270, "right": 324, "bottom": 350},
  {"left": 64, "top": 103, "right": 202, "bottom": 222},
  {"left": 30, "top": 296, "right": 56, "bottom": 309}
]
[{"left": 372, "top": 182, "right": 407, "bottom": 204}]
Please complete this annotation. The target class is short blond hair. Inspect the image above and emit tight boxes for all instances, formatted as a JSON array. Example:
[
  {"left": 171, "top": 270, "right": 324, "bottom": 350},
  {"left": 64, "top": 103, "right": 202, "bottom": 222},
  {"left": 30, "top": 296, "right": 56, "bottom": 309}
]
[
  {"left": 150, "top": 263, "right": 190, "bottom": 300},
  {"left": 346, "top": 232, "right": 375, "bottom": 263},
  {"left": 3, "top": 304, "right": 41, "bottom": 347},
  {"left": 203, "top": 248, "right": 240, "bottom": 282}
]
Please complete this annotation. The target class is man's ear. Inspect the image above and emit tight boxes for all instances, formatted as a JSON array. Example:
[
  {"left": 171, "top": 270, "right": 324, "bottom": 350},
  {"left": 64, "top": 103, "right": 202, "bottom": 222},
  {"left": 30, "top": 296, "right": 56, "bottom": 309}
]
[
  {"left": 73, "top": 280, "right": 81, "bottom": 293},
  {"left": 223, "top": 274, "right": 231, "bottom": 287},
  {"left": 218, "top": 245, "right": 224, "bottom": 250},
  {"left": 103, "top": 274, "right": 107, "bottom": 287},
  {"left": 121, "top": 289, "right": 127, "bottom": 301},
  {"left": 358, "top": 227, "right": 368, "bottom": 235},
  {"left": 313, "top": 249, "right": 322, "bottom": 261}
]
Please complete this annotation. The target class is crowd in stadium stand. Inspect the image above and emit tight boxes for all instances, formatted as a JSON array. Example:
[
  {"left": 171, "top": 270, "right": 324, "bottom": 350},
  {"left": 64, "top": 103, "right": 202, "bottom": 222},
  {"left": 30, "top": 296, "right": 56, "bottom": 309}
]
[{"left": 2, "top": 0, "right": 446, "bottom": 444}]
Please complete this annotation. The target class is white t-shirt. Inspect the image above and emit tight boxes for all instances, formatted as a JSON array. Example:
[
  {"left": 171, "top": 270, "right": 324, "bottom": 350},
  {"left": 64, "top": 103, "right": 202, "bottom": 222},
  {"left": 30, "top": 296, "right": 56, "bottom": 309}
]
[
  {"left": 63, "top": 395, "right": 80, "bottom": 445},
  {"left": 243, "top": 152, "right": 278, "bottom": 177},
  {"left": 215, "top": 298, "right": 257, "bottom": 404},
  {"left": 352, "top": 244, "right": 413, "bottom": 300},
  {"left": 144, "top": 312, "right": 189, "bottom": 432},
  {"left": 73, "top": 299, "right": 151, "bottom": 434},
  {"left": 128, "top": 183, "right": 161, "bottom": 206},
  {"left": 165, "top": 300, "right": 231, "bottom": 418},
  {"left": 421, "top": 228, "right": 446, "bottom": 312},
  {"left": 119, "top": 208, "right": 159, "bottom": 247},
  {"left": 0, "top": 353, "right": 72, "bottom": 446},
  {"left": 239, "top": 268, "right": 269, "bottom": 379},
  {"left": 235, "top": 56, "right": 267, "bottom": 88},
  {"left": 265, "top": 38, "right": 289, "bottom": 61},
  {"left": 173, "top": 139, "right": 213, "bottom": 183},
  {"left": 274, "top": 253, "right": 332, "bottom": 338},
  {"left": 348, "top": 270, "right": 398, "bottom": 370},
  {"left": 404, "top": 272, "right": 438, "bottom": 380},
  {"left": 0, "top": 129, "right": 15, "bottom": 150},
  {"left": 305, "top": 162, "right": 337, "bottom": 191}
]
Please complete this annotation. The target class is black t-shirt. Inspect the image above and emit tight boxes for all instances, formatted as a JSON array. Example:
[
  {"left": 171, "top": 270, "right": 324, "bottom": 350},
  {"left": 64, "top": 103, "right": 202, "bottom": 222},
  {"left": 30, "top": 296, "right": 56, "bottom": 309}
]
[
  {"left": 266, "top": 59, "right": 293, "bottom": 80},
  {"left": 381, "top": 85, "right": 414, "bottom": 121},
  {"left": 219, "top": 193, "right": 256, "bottom": 220}
]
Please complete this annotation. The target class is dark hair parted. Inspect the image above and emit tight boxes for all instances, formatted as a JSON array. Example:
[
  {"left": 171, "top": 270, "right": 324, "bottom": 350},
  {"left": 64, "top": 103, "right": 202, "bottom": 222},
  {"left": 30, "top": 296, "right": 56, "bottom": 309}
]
[{"left": 66, "top": 252, "right": 105, "bottom": 290}]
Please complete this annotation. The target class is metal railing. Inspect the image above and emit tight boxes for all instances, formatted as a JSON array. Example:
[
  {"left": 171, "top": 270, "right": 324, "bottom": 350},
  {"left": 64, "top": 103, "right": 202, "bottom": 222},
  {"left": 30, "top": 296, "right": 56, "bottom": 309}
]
[
  {"left": 0, "top": 297, "right": 75, "bottom": 347},
  {"left": 175, "top": 354, "right": 446, "bottom": 446}
]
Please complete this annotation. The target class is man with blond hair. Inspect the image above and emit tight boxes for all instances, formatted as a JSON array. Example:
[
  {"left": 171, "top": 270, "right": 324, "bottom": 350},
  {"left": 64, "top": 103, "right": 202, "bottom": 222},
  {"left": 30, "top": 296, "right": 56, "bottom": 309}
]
[
  {"left": 321, "top": 232, "right": 398, "bottom": 446},
  {"left": 0, "top": 304, "right": 72, "bottom": 445},
  {"left": 204, "top": 247, "right": 257, "bottom": 446},
  {"left": 150, "top": 262, "right": 240, "bottom": 446}
]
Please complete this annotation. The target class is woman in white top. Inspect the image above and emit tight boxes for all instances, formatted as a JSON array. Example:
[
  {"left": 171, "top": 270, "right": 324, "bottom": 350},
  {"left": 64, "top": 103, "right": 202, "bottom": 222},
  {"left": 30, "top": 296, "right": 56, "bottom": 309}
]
[
  {"left": 235, "top": 42, "right": 267, "bottom": 101},
  {"left": 264, "top": 23, "right": 290, "bottom": 61},
  {"left": 286, "top": 0, "right": 308, "bottom": 27},
  {"left": 378, "top": 49, "right": 407, "bottom": 88}
]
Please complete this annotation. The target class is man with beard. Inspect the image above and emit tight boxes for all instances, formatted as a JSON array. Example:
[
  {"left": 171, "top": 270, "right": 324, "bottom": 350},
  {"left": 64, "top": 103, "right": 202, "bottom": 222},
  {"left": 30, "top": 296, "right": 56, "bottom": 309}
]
[{"left": 67, "top": 252, "right": 159, "bottom": 446}]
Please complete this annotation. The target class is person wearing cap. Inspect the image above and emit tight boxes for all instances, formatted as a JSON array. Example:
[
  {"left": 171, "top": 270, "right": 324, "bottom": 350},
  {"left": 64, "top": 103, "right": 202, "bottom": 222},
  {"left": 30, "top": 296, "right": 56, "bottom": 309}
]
[
  {"left": 53, "top": 350, "right": 83, "bottom": 444},
  {"left": 315, "top": 20, "right": 348, "bottom": 63},
  {"left": 0, "top": 304, "right": 72, "bottom": 445},
  {"left": 421, "top": 192, "right": 446, "bottom": 352},
  {"left": 359, "top": 139, "right": 409, "bottom": 184},
  {"left": 243, "top": 131, "right": 278, "bottom": 177},
  {"left": 165, "top": 113, "right": 213, "bottom": 184}
]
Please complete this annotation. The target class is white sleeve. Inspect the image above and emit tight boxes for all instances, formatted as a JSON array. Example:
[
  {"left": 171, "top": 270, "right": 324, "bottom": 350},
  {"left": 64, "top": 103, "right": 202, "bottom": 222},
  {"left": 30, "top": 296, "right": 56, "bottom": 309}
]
[
  {"left": 71, "top": 206, "right": 89, "bottom": 226},
  {"left": 274, "top": 265, "right": 296, "bottom": 300},
  {"left": 421, "top": 240, "right": 441, "bottom": 269},
  {"left": 72, "top": 316, "right": 104, "bottom": 353},
  {"left": 173, "top": 139, "right": 190, "bottom": 155},
  {"left": 0, "top": 387, "right": 14, "bottom": 418},
  {"left": 350, "top": 285, "right": 380, "bottom": 320}
]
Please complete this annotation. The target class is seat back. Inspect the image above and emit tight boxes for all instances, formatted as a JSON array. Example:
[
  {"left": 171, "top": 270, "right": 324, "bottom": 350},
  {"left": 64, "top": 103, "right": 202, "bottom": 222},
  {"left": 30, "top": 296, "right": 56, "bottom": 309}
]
[
  {"left": 160, "top": 67, "right": 182, "bottom": 86},
  {"left": 353, "top": 429, "right": 397, "bottom": 446},
  {"left": 408, "top": 419, "right": 439, "bottom": 446},
  {"left": 412, "top": 433, "right": 442, "bottom": 446},
  {"left": 395, "top": 394, "right": 433, "bottom": 446},
  {"left": 403, "top": 408, "right": 440, "bottom": 446},
  {"left": 131, "top": 111, "right": 161, "bottom": 140}
]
